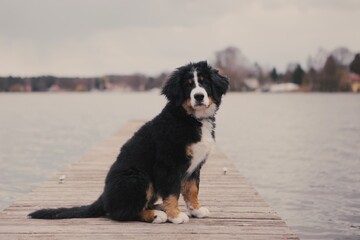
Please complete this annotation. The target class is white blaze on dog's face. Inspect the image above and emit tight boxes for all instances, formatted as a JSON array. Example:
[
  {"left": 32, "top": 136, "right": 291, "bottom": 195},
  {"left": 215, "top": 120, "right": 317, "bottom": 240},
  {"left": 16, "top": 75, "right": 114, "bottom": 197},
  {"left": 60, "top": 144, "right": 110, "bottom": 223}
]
[{"left": 190, "top": 69, "right": 210, "bottom": 109}]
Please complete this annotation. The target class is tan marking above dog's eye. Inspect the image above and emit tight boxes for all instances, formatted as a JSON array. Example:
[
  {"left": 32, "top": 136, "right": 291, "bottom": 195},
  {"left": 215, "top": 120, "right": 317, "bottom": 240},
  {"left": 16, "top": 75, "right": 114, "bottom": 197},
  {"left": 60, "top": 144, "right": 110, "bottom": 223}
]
[
  {"left": 199, "top": 76, "right": 204, "bottom": 81},
  {"left": 188, "top": 79, "right": 193, "bottom": 84}
]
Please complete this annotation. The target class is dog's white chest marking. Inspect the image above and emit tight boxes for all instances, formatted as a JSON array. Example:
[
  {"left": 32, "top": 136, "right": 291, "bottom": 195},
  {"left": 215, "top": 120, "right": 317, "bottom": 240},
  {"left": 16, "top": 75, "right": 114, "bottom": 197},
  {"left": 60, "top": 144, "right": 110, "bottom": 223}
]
[{"left": 187, "top": 120, "right": 214, "bottom": 175}]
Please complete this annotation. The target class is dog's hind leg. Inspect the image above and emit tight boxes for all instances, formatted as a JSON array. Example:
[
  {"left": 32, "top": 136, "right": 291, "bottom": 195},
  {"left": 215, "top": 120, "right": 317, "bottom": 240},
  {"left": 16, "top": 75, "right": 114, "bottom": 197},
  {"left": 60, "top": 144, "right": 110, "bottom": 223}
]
[{"left": 103, "top": 168, "right": 152, "bottom": 221}]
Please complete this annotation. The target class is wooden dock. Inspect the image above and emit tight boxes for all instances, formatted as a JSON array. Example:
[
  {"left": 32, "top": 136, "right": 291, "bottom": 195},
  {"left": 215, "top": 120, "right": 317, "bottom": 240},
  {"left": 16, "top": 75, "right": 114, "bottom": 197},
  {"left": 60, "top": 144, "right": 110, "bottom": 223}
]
[{"left": 0, "top": 121, "right": 299, "bottom": 240}]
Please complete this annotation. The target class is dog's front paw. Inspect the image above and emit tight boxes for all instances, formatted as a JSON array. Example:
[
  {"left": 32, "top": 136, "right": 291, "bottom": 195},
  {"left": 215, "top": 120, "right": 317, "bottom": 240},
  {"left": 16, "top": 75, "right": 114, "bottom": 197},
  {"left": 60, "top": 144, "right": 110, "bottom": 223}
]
[
  {"left": 189, "top": 207, "right": 210, "bottom": 218},
  {"left": 152, "top": 210, "right": 167, "bottom": 223},
  {"left": 168, "top": 212, "right": 189, "bottom": 224}
]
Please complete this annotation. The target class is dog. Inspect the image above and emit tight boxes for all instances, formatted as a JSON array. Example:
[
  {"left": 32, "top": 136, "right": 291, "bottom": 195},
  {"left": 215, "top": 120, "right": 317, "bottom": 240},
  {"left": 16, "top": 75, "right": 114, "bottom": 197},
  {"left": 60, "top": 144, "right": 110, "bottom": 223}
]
[{"left": 28, "top": 61, "right": 229, "bottom": 224}]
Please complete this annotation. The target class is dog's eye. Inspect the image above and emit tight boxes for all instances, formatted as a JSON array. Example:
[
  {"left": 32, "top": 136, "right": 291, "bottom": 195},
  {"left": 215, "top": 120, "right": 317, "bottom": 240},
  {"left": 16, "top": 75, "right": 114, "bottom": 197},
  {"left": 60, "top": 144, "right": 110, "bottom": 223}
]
[
  {"left": 188, "top": 79, "right": 193, "bottom": 84},
  {"left": 199, "top": 76, "right": 208, "bottom": 82}
]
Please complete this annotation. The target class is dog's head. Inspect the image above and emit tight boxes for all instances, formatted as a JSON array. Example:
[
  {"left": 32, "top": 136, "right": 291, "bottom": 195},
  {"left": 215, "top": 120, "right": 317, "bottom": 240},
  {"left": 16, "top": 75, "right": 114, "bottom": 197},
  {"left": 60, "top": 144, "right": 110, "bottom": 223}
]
[{"left": 162, "top": 61, "right": 229, "bottom": 118}]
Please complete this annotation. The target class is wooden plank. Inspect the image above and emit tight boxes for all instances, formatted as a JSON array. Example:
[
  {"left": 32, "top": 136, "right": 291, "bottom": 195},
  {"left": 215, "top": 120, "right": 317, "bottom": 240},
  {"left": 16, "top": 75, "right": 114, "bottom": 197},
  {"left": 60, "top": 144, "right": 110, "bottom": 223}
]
[{"left": 0, "top": 121, "right": 299, "bottom": 240}]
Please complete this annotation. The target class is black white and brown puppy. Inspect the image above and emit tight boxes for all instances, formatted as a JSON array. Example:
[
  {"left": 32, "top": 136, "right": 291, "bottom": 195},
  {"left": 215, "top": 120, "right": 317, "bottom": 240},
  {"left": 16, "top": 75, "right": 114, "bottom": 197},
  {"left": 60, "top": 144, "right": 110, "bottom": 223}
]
[{"left": 28, "top": 61, "right": 229, "bottom": 224}]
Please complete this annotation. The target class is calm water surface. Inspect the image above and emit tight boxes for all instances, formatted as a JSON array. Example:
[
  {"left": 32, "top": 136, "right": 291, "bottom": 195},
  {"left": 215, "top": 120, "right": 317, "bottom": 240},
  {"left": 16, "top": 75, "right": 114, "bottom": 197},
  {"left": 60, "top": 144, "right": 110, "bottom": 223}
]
[{"left": 0, "top": 92, "right": 359, "bottom": 239}]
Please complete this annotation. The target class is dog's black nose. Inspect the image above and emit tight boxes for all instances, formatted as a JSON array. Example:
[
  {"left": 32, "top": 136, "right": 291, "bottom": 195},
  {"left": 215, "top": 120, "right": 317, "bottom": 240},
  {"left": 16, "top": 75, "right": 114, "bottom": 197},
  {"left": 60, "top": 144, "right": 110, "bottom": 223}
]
[{"left": 194, "top": 93, "right": 204, "bottom": 102}]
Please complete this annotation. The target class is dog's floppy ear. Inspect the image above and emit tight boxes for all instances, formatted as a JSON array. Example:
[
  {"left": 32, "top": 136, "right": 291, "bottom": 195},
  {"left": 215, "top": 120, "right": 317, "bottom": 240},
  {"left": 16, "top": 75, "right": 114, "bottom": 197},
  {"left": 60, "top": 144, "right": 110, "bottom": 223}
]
[
  {"left": 161, "top": 68, "right": 184, "bottom": 106},
  {"left": 210, "top": 68, "right": 229, "bottom": 103}
]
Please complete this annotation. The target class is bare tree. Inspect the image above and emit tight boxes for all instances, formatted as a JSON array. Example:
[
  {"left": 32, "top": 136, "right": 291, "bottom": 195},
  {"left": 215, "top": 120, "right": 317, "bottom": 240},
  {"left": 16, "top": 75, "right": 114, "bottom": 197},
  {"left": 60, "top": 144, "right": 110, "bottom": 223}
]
[
  {"left": 214, "top": 46, "right": 252, "bottom": 91},
  {"left": 331, "top": 47, "right": 355, "bottom": 66}
]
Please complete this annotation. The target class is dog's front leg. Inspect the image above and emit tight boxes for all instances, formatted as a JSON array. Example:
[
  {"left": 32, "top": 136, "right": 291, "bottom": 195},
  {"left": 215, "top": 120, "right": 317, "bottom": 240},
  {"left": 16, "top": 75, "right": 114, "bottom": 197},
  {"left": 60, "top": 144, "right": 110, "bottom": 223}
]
[
  {"left": 162, "top": 194, "right": 189, "bottom": 224},
  {"left": 154, "top": 166, "right": 189, "bottom": 224},
  {"left": 181, "top": 168, "right": 210, "bottom": 218}
]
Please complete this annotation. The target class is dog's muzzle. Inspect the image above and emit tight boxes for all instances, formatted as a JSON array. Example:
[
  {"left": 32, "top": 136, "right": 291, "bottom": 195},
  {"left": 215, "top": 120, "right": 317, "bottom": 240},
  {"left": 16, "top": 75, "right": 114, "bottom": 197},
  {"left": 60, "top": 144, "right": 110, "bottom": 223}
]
[{"left": 190, "top": 85, "right": 210, "bottom": 108}]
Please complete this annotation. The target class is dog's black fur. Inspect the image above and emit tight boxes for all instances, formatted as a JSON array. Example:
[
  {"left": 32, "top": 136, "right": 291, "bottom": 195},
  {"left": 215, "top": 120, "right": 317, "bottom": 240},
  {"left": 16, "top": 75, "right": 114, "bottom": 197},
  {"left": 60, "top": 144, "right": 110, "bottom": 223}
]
[{"left": 29, "top": 61, "right": 229, "bottom": 223}]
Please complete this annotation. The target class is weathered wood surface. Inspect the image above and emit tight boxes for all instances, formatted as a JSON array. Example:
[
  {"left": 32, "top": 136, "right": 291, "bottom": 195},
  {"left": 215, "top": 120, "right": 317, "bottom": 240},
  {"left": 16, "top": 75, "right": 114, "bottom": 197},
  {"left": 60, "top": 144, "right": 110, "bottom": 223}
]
[{"left": 0, "top": 121, "right": 299, "bottom": 240}]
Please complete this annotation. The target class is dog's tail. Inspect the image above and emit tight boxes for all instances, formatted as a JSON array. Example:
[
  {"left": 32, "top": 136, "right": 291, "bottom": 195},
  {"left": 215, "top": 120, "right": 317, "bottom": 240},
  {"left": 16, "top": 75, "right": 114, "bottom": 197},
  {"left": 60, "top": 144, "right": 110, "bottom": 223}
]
[{"left": 28, "top": 196, "right": 105, "bottom": 219}]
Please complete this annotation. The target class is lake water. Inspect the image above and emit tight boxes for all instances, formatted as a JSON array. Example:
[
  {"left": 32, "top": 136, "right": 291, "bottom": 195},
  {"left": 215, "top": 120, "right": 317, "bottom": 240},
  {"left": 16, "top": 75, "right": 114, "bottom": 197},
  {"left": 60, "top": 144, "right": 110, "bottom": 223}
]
[{"left": 0, "top": 92, "right": 359, "bottom": 239}]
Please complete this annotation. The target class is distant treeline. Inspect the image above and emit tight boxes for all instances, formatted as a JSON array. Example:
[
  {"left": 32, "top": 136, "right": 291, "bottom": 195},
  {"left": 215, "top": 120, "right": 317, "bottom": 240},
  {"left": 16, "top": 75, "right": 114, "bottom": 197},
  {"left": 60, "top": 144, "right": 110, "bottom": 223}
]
[
  {"left": 1, "top": 46, "right": 360, "bottom": 93},
  {"left": 0, "top": 74, "right": 168, "bottom": 92},
  {"left": 213, "top": 46, "right": 360, "bottom": 92}
]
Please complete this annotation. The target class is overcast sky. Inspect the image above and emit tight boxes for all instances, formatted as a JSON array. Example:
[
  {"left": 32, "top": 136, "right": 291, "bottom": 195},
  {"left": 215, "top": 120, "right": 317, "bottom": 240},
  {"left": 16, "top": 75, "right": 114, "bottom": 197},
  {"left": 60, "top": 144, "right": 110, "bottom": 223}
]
[{"left": 0, "top": 0, "right": 359, "bottom": 77}]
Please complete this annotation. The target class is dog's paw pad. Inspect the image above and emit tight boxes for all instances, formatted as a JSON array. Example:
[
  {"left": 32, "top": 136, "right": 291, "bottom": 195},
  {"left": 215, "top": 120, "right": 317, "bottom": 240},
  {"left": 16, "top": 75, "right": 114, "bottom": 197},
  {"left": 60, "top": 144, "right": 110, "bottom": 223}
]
[
  {"left": 189, "top": 207, "right": 210, "bottom": 218},
  {"left": 168, "top": 212, "right": 189, "bottom": 224},
  {"left": 152, "top": 210, "right": 167, "bottom": 223}
]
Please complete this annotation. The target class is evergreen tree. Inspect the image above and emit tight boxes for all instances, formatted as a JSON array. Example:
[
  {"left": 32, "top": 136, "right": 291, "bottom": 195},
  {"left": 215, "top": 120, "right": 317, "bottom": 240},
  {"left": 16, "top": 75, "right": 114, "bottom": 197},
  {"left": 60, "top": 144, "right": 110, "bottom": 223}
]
[
  {"left": 292, "top": 64, "right": 305, "bottom": 85},
  {"left": 319, "top": 55, "right": 340, "bottom": 91},
  {"left": 323, "top": 55, "right": 337, "bottom": 75},
  {"left": 350, "top": 53, "right": 360, "bottom": 75},
  {"left": 270, "top": 68, "right": 278, "bottom": 82}
]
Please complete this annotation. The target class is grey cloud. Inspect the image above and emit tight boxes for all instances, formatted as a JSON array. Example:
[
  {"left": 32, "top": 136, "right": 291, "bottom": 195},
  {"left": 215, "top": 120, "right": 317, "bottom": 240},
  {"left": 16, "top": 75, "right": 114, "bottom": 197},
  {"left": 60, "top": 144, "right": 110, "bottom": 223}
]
[{"left": 0, "top": 0, "right": 359, "bottom": 76}]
